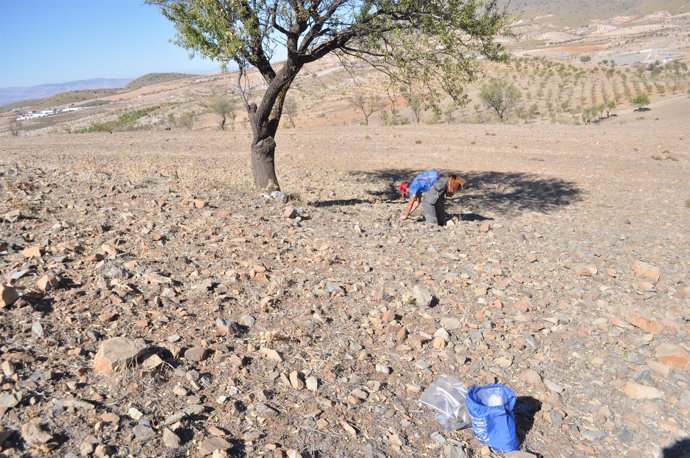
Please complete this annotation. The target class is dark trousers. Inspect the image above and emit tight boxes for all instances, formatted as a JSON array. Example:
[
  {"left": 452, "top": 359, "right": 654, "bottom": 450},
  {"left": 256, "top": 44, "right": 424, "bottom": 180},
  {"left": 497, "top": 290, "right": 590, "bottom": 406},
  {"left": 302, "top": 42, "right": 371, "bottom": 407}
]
[
  {"left": 423, "top": 196, "right": 446, "bottom": 225},
  {"left": 422, "top": 176, "right": 449, "bottom": 225}
]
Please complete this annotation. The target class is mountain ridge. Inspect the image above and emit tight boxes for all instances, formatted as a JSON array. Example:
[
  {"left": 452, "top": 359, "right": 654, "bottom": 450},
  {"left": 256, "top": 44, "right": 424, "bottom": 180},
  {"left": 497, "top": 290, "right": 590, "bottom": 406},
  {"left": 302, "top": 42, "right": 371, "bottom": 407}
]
[{"left": 0, "top": 78, "right": 131, "bottom": 107}]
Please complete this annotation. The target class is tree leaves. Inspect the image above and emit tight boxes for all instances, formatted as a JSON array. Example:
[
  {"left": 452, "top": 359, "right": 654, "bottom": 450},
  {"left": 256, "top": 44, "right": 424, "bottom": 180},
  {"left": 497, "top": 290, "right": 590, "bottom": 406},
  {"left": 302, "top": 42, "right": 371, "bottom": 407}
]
[{"left": 147, "top": 0, "right": 508, "bottom": 107}]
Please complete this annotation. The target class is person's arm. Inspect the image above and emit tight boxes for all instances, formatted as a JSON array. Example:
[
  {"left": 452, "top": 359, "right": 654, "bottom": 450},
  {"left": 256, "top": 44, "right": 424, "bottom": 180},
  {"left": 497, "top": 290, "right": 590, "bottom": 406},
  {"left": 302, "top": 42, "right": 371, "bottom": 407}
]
[{"left": 400, "top": 194, "right": 421, "bottom": 220}]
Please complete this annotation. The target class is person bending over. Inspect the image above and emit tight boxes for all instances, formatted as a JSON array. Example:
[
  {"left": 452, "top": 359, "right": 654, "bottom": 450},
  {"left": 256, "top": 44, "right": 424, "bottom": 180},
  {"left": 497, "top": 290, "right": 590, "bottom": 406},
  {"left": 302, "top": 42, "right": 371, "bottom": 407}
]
[{"left": 399, "top": 171, "right": 465, "bottom": 225}]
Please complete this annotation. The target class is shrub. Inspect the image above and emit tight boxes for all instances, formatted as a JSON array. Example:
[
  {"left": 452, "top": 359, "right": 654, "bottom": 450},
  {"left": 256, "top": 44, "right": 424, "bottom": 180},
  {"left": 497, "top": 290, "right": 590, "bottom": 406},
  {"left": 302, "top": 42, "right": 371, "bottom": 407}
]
[
  {"left": 178, "top": 111, "right": 195, "bottom": 129},
  {"left": 581, "top": 106, "right": 599, "bottom": 124},
  {"left": 479, "top": 78, "right": 522, "bottom": 122},
  {"left": 605, "top": 100, "right": 617, "bottom": 117},
  {"left": 206, "top": 96, "right": 237, "bottom": 130},
  {"left": 631, "top": 93, "right": 650, "bottom": 110},
  {"left": 10, "top": 118, "right": 19, "bottom": 137}
]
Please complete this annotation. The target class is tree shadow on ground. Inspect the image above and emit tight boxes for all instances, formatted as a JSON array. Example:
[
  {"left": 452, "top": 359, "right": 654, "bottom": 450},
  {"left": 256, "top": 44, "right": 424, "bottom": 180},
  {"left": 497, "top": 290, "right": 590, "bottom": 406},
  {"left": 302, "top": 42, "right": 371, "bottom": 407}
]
[
  {"left": 336, "top": 168, "right": 584, "bottom": 216},
  {"left": 450, "top": 212, "right": 493, "bottom": 222},
  {"left": 311, "top": 198, "right": 369, "bottom": 208}
]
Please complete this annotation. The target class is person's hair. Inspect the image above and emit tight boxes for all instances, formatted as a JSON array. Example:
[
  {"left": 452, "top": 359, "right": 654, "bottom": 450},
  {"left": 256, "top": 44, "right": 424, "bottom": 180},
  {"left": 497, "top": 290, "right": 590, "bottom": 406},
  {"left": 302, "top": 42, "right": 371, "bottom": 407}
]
[{"left": 446, "top": 175, "right": 465, "bottom": 197}]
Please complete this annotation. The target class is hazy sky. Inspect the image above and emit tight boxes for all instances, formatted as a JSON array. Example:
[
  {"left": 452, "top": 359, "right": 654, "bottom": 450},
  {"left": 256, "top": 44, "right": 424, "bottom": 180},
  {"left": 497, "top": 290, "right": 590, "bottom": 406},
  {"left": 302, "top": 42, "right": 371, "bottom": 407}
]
[{"left": 0, "top": 0, "right": 222, "bottom": 88}]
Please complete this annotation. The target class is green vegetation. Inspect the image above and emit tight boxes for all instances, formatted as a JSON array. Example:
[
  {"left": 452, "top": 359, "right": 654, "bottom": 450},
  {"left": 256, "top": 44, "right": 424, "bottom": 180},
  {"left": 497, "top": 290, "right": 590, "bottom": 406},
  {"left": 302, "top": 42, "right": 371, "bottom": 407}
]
[
  {"left": 652, "top": 153, "right": 678, "bottom": 161},
  {"left": 631, "top": 93, "right": 650, "bottom": 110},
  {"left": 205, "top": 96, "right": 237, "bottom": 130},
  {"left": 605, "top": 100, "right": 617, "bottom": 117},
  {"left": 380, "top": 108, "right": 409, "bottom": 126},
  {"left": 75, "top": 106, "right": 159, "bottom": 133},
  {"left": 479, "top": 78, "right": 522, "bottom": 122},
  {"left": 581, "top": 106, "right": 599, "bottom": 124},
  {"left": 447, "top": 57, "right": 689, "bottom": 125},
  {"left": 401, "top": 87, "right": 425, "bottom": 124}
]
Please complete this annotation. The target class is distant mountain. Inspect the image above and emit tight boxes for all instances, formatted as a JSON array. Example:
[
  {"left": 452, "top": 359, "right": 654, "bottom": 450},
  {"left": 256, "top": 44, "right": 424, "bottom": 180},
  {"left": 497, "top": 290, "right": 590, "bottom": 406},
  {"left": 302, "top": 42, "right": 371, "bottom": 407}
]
[
  {"left": 504, "top": 0, "right": 690, "bottom": 23},
  {"left": 0, "top": 78, "right": 131, "bottom": 107}
]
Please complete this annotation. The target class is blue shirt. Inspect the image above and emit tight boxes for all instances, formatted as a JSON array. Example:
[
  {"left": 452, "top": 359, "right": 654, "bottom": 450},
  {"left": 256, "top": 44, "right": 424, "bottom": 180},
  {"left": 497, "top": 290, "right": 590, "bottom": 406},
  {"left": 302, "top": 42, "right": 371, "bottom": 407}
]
[{"left": 409, "top": 170, "right": 441, "bottom": 196}]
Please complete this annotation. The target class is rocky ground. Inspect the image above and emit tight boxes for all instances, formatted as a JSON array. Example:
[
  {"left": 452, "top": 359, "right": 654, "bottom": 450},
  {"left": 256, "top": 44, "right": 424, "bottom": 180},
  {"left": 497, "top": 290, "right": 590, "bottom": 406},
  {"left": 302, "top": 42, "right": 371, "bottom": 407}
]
[{"left": 1, "top": 99, "right": 689, "bottom": 458}]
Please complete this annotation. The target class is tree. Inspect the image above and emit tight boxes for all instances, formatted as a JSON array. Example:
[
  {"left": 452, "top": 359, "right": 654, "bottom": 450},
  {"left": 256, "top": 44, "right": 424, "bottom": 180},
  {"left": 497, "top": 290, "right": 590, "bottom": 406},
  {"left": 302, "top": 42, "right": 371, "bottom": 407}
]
[
  {"left": 207, "top": 95, "right": 237, "bottom": 130},
  {"left": 148, "top": 0, "right": 507, "bottom": 191},
  {"left": 283, "top": 97, "right": 298, "bottom": 128},
  {"left": 631, "top": 93, "right": 650, "bottom": 111},
  {"left": 401, "top": 86, "right": 424, "bottom": 124},
  {"left": 10, "top": 117, "right": 20, "bottom": 137},
  {"left": 349, "top": 92, "right": 385, "bottom": 126},
  {"left": 581, "top": 106, "right": 597, "bottom": 124},
  {"left": 479, "top": 78, "right": 521, "bottom": 122},
  {"left": 605, "top": 100, "right": 616, "bottom": 117},
  {"left": 443, "top": 101, "right": 458, "bottom": 124}
]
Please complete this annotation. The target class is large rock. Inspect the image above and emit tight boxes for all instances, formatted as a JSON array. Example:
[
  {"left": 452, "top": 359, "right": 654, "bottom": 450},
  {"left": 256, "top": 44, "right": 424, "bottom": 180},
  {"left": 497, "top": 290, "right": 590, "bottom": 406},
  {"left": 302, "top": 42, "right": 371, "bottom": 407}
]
[
  {"left": 0, "top": 284, "right": 20, "bottom": 308},
  {"left": 623, "top": 381, "right": 663, "bottom": 400},
  {"left": 162, "top": 428, "right": 181, "bottom": 448},
  {"left": 632, "top": 261, "right": 660, "bottom": 282},
  {"left": 20, "top": 245, "right": 42, "bottom": 258},
  {"left": 520, "top": 369, "right": 543, "bottom": 386},
  {"left": 21, "top": 418, "right": 53, "bottom": 446},
  {"left": 412, "top": 286, "right": 434, "bottom": 307},
  {"left": 184, "top": 346, "right": 208, "bottom": 362},
  {"left": 624, "top": 312, "right": 663, "bottom": 334},
  {"left": 0, "top": 392, "right": 21, "bottom": 408},
  {"left": 94, "top": 337, "right": 147, "bottom": 375},
  {"left": 655, "top": 343, "right": 690, "bottom": 370},
  {"left": 36, "top": 273, "right": 60, "bottom": 292},
  {"left": 440, "top": 317, "right": 462, "bottom": 330},
  {"left": 199, "top": 436, "right": 232, "bottom": 456}
]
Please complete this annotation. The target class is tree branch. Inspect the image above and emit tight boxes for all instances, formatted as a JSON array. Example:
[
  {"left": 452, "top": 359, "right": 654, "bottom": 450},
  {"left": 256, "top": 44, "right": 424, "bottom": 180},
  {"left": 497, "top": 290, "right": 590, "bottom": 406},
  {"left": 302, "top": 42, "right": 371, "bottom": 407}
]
[{"left": 298, "top": 0, "right": 349, "bottom": 55}]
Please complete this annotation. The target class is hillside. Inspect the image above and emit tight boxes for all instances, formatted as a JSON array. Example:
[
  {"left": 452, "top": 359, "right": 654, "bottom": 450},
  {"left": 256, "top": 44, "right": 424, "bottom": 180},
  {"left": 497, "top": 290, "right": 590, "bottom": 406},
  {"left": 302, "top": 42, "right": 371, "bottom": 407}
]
[
  {"left": 125, "top": 73, "right": 196, "bottom": 91},
  {"left": 506, "top": 0, "right": 690, "bottom": 23},
  {"left": 34, "top": 89, "right": 122, "bottom": 110}
]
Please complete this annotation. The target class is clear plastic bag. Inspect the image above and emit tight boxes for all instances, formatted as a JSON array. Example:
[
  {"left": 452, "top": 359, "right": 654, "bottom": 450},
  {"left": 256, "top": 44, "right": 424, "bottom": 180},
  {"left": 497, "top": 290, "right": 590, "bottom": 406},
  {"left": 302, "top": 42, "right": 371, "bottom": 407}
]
[{"left": 420, "top": 375, "right": 471, "bottom": 431}]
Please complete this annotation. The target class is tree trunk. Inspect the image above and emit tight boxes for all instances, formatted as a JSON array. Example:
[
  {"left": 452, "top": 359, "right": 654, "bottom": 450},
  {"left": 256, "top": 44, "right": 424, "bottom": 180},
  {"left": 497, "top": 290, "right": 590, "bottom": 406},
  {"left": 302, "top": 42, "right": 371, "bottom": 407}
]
[
  {"left": 246, "top": 58, "right": 303, "bottom": 192},
  {"left": 251, "top": 136, "right": 279, "bottom": 191}
]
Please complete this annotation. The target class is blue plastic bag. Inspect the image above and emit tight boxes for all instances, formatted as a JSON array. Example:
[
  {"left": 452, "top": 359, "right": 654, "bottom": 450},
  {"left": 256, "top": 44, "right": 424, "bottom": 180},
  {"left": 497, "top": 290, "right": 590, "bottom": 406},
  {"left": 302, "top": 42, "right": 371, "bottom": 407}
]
[{"left": 466, "top": 384, "right": 519, "bottom": 452}]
